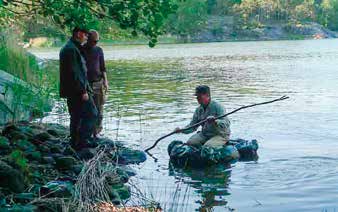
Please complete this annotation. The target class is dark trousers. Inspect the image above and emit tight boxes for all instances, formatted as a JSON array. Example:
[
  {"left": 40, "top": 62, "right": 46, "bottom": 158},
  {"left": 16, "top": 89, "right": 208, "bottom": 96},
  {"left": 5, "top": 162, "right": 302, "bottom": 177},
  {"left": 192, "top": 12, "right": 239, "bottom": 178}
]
[{"left": 67, "top": 95, "right": 98, "bottom": 148}]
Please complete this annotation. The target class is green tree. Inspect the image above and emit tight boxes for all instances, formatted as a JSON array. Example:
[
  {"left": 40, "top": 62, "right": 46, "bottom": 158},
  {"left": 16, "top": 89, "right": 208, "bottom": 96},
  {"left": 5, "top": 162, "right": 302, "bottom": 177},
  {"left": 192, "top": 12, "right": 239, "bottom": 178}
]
[
  {"left": 0, "top": 0, "right": 178, "bottom": 47},
  {"left": 165, "top": 0, "right": 208, "bottom": 41}
]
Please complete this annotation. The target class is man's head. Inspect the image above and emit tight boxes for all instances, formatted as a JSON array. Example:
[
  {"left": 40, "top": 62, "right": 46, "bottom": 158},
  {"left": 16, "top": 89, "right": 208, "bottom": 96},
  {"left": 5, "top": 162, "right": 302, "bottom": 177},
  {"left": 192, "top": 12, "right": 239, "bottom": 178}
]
[
  {"left": 195, "top": 85, "right": 211, "bottom": 105},
  {"left": 87, "top": 30, "right": 100, "bottom": 47},
  {"left": 72, "top": 27, "right": 88, "bottom": 44}
]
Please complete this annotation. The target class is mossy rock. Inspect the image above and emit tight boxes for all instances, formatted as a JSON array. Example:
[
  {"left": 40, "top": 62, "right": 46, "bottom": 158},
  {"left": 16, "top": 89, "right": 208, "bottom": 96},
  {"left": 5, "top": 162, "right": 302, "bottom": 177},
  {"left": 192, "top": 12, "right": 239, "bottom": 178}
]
[
  {"left": 0, "top": 160, "right": 26, "bottom": 193},
  {"left": 0, "top": 136, "right": 10, "bottom": 149},
  {"left": 13, "top": 193, "right": 35, "bottom": 204},
  {"left": 0, "top": 204, "right": 37, "bottom": 212},
  {"left": 117, "top": 148, "right": 146, "bottom": 164},
  {"left": 108, "top": 189, "right": 121, "bottom": 205},
  {"left": 13, "top": 139, "right": 36, "bottom": 152},
  {"left": 33, "top": 132, "right": 53, "bottom": 142},
  {"left": 55, "top": 156, "right": 76, "bottom": 170},
  {"left": 40, "top": 181, "right": 74, "bottom": 198},
  {"left": 115, "top": 185, "right": 131, "bottom": 200},
  {"left": 25, "top": 151, "right": 42, "bottom": 161}
]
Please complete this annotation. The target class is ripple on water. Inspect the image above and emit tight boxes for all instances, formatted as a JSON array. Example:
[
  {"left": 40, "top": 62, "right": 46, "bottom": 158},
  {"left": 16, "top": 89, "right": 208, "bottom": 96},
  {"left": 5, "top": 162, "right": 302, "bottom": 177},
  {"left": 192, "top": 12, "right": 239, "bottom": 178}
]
[{"left": 231, "top": 156, "right": 338, "bottom": 190}]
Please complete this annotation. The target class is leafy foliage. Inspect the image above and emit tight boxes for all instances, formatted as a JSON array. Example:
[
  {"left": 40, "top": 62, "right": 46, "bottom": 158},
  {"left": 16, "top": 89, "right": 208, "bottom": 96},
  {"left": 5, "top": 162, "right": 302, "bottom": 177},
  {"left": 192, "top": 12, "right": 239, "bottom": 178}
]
[{"left": 0, "top": 0, "right": 178, "bottom": 47}]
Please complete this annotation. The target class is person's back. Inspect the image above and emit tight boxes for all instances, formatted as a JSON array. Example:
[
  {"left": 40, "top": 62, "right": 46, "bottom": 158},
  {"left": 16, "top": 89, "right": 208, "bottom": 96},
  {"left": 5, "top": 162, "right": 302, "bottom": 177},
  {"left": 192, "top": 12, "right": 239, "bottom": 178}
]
[
  {"left": 59, "top": 39, "right": 88, "bottom": 98},
  {"left": 59, "top": 27, "right": 98, "bottom": 150}
]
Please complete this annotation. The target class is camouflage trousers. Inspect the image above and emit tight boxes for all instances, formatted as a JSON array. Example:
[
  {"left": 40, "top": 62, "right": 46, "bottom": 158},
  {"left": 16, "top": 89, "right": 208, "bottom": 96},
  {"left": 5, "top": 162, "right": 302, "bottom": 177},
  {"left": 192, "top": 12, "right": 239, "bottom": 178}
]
[
  {"left": 90, "top": 80, "right": 106, "bottom": 135},
  {"left": 186, "top": 132, "right": 229, "bottom": 149}
]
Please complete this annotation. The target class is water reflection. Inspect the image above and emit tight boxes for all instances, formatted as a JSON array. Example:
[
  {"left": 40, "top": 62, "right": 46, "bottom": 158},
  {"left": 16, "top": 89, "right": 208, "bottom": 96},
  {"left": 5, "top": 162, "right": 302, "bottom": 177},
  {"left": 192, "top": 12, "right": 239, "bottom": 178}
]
[{"left": 169, "top": 163, "right": 233, "bottom": 211}]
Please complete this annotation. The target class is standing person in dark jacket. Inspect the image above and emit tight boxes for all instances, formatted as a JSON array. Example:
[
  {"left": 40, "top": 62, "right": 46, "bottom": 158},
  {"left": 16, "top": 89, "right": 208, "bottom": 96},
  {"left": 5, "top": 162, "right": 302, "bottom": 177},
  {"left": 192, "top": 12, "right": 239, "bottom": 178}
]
[
  {"left": 83, "top": 30, "right": 108, "bottom": 137},
  {"left": 59, "top": 27, "right": 98, "bottom": 150}
]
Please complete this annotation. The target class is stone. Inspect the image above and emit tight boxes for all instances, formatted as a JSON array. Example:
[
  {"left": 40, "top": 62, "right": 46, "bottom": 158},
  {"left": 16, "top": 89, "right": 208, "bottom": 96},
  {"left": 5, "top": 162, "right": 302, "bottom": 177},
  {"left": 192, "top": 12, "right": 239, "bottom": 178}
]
[
  {"left": 115, "top": 185, "right": 131, "bottom": 200},
  {"left": 25, "top": 151, "right": 42, "bottom": 161},
  {"left": 0, "top": 160, "right": 26, "bottom": 193},
  {"left": 63, "top": 146, "right": 77, "bottom": 157},
  {"left": 32, "top": 197, "right": 65, "bottom": 212},
  {"left": 0, "top": 204, "right": 37, "bottom": 211},
  {"left": 115, "top": 167, "right": 130, "bottom": 183},
  {"left": 108, "top": 189, "right": 121, "bottom": 205},
  {"left": 117, "top": 148, "right": 147, "bottom": 164},
  {"left": 38, "top": 145, "right": 50, "bottom": 153},
  {"left": 118, "top": 166, "right": 136, "bottom": 177},
  {"left": 33, "top": 132, "right": 53, "bottom": 142},
  {"left": 0, "top": 136, "right": 10, "bottom": 149},
  {"left": 55, "top": 156, "right": 76, "bottom": 170},
  {"left": 72, "top": 164, "right": 83, "bottom": 175},
  {"left": 13, "top": 193, "right": 35, "bottom": 204},
  {"left": 13, "top": 139, "right": 36, "bottom": 152},
  {"left": 40, "top": 181, "right": 73, "bottom": 198},
  {"left": 41, "top": 156, "right": 55, "bottom": 165},
  {"left": 49, "top": 145, "right": 63, "bottom": 154},
  {"left": 77, "top": 148, "right": 95, "bottom": 160}
]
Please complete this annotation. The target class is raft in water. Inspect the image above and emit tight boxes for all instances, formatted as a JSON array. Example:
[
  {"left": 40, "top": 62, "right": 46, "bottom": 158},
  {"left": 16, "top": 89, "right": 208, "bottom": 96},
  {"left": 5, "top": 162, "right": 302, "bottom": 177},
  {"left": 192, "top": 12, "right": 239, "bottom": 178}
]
[{"left": 168, "top": 138, "right": 259, "bottom": 167}]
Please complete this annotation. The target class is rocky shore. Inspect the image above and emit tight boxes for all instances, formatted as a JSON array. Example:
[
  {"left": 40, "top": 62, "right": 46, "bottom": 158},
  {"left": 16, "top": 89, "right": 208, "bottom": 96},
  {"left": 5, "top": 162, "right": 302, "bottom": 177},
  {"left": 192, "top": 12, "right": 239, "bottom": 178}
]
[{"left": 0, "top": 121, "right": 147, "bottom": 211}]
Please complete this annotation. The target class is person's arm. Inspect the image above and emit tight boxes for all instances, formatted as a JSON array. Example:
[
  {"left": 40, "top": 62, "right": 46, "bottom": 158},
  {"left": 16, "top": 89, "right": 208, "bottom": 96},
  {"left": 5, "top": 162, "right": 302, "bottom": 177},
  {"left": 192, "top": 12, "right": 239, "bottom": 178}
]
[
  {"left": 99, "top": 48, "right": 109, "bottom": 91},
  {"left": 181, "top": 108, "right": 200, "bottom": 134},
  {"left": 215, "top": 105, "right": 230, "bottom": 132}
]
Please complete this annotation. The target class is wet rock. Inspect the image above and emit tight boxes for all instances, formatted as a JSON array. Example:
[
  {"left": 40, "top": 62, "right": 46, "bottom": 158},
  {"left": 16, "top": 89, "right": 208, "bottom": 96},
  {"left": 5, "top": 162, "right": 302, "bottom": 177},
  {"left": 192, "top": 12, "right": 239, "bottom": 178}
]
[
  {"left": 77, "top": 148, "right": 95, "bottom": 160},
  {"left": 49, "top": 144, "right": 63, "bottom": 154},
  {"left": 55, "top": 156, "right": 76, "bottom": 170},
  {"left": 108, "top": 189, "right": 121, "bottom": 205},
  {"left": 0, "top": 204, "right": 37, "bottom": 211},
  {"left": 114, "top": 185, "right": 131, "bottom": 200},
  {"left": 38, "top": 145, "right": 50, "bottom": 154},
  {"left": 32, "top": 197, "right": 65, "bottom": 212},
  {"left": 41, "top": 156, "right": 55, "bottom": 165},
  {"left": 63, "top": 146, "right": 77, "bottom": 157},
  {"left": 72, "top": 164, "right": 83, "bottom": 175},
  {"left": 13, "top": 193, "right": 35, "bottom": 204},
  {"left": 117, "top": 148, "right": 146, "bottom": 164},
  {"left": 13, "top": 139, "right": 36, "bottom": 152},
  {"left": 0, "top": 136, "right": 10, "bottom": 149},
  {"left": 25, "top": 151, "right": 42, "bottom": 162},
  {"left": 40, "top": 180, "right": 73, "bottom": 198},
  {"left": 118, "top": 166, "right": 136, "bottom": 177},
  {"left": 33, "top": 132, "right": 53, "bottom": 142},
  {"left": 0, "top": 160, "right": 26, "bottom": 193},
  {"left": 115, "top": 167, "right": 130, "bottom": 183}
]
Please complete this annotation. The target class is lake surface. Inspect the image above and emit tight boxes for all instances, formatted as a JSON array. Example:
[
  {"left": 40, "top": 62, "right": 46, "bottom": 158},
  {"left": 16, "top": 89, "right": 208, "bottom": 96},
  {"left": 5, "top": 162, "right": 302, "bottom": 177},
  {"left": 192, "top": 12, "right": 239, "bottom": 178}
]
[{"left": 33, "top": 39, "right": 338, "bottom": 211}]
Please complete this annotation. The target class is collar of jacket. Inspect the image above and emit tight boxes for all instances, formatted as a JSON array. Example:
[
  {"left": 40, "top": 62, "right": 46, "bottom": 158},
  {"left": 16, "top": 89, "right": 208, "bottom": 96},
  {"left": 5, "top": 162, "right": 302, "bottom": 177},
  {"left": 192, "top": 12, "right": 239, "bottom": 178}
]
[
  {"left": 70, "top": 37, "right": 83, "bottom": 49},
  {"left": 199, "top": 100, "right": 215, "bottom": 113}
]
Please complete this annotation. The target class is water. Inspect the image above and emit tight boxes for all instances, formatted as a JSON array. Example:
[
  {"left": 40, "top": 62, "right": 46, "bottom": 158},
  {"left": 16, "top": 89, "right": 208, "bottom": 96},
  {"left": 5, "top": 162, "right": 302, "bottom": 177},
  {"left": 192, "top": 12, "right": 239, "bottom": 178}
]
[{"left": 33, "top": 39, "right": 338, "bottom": 211}]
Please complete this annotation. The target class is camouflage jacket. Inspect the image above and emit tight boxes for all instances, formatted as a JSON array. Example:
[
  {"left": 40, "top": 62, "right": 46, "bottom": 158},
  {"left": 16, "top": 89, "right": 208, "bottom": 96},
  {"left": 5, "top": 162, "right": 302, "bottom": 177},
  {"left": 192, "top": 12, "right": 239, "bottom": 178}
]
[{"left": 182, "top": 100, "right": 231, "bottom": 138}]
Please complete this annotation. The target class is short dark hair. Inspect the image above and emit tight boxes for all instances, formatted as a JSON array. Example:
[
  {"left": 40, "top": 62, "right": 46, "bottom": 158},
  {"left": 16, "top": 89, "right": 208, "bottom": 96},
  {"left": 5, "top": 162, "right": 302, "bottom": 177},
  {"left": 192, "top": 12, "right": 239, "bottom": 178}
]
[
  {"left": 195, "top": 85, "right": 210, "bottom": 96},
  {"left": 72, "top": 27, "right": 88, "bottom": 37}
]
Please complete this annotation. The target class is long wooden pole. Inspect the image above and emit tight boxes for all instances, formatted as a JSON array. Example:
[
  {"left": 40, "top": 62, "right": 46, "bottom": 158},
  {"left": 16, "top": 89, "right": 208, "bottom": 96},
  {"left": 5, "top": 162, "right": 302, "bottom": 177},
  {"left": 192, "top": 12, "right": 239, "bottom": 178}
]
[{"left": 145, "top": 95, "right": 289, "bottom": 153}]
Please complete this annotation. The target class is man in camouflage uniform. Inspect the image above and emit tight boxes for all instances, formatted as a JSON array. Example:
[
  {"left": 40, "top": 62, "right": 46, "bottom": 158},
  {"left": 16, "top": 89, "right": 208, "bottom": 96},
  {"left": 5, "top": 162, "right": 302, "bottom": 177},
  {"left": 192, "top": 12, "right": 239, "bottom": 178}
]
[
  {"left": 59, "top": 27, "right": 98, "bottom": 150},
  {"left": 175, "top": 85, "right": 231, "bottom": 148},
  {"left": 83, "top": 30, "right": 108, "bottom": 137}
]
